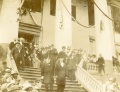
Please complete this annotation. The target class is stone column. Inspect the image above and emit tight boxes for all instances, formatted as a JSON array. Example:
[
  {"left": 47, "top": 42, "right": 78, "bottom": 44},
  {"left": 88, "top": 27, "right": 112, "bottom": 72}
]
[
  {"left": 0, "top": 0, "right": 21, "bottom": 43},
  {"left": 55, "top": 0, "right": 72, "bottom": 52},
  {"left": 94, "top": 0, "right": 113, "bottom": 83}
]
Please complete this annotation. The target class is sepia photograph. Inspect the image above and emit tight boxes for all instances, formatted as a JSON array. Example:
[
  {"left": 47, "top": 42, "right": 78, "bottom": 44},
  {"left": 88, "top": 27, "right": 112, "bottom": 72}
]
[{"left": 0, "top": 0, "right": 120, "bottom": 92}]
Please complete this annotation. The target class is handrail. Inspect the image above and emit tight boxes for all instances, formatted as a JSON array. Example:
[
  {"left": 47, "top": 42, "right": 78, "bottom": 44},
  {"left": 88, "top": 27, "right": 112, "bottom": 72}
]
[
  {"left": 76, "top": 66, "right": 104, "bottom": 92},
  {"left": 6, "top": 47, "right": 18, "bottom": 72}
]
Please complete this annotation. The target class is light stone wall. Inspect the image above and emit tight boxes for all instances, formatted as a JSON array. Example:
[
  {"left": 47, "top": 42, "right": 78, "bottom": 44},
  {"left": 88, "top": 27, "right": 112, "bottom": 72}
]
[
  {"left": 21, "top": 0, "right": 55, "bottom": 47},
  {"left": 20, "top": 0, "right": 96, "bottom": 54},
  {"left": 0, "top": 0, "right": 20, "bottom": 43},
  {"left": 72, "top": 0, "right": 96, "bottom": 54}
]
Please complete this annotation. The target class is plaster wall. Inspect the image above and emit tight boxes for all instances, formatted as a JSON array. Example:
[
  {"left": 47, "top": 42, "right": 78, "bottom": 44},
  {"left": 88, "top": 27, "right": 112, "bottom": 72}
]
[{"left": 21, "top": 0, "right": 96, "bottom": 53}]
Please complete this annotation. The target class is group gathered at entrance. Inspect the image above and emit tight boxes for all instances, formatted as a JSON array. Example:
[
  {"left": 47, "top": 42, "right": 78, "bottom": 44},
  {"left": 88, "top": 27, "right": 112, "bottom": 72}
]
[{"left": 0, "top": 37, "right": 119, "bottom": 92}]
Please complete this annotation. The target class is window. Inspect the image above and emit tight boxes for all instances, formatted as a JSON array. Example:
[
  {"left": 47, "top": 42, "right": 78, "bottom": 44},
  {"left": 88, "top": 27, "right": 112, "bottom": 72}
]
[
  {"left": 89, "top": 36, "right": 95, "bottom": 54},
  {"left": 50, "top": 0, "right": 56, "bottom": 16},
  {"left": 87, "top": 0, "right": 95, "bottom": 25},
  {"left": 112, "top": 6, "right": 120, "bottom": 33},
  {"left": 89, "top": 36, "right": 95, "bottom": 42},
  {"left": 22, "top": 0, "right": 41, "bottom": 12},
  {"left": 71, "top": 5, "right": 76, "bottom": 21}
]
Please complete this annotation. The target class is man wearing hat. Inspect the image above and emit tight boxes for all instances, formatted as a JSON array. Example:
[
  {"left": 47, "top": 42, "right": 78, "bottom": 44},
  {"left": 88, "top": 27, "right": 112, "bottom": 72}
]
[
  {"left": 41, "top": 55, "right": 54, "bottom": 92},
  {"left": 19, "top": 38, "right": 25, "bottom": 70},
  {"left": 55, "top": 52, "right": 67, "bottom": 92},
  {"left": 11, "top": 42, "right": 24, "bottom": 71},
  {"left": 58, "top": 46, "right": 67, "bottom": 59},
  {"left": 49, "top": 47, "right": 58, "bottom": 75},
  {"left": 10, "top": 70, "right": 22, "bottom": 85},
  {"left": 105, "top": 77, "right": 119, "bottom": 92}
]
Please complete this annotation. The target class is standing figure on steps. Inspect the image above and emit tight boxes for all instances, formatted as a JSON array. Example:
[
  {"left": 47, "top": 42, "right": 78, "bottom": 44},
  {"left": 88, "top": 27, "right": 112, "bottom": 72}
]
[
  {"left": 55, "top": 52, "right": 67, "bottom": 92},
  {"left": 96, "top": 54, "right": 105, "bottom": 75},
  {"left": 68, "top": 51, "right": 77, "bottom": 80},
  {"left": 41, "top": 55, "right": 54, "bottom": 92},
  {"left": 11, "top": 42, "right": 24, "bottom": 71}
]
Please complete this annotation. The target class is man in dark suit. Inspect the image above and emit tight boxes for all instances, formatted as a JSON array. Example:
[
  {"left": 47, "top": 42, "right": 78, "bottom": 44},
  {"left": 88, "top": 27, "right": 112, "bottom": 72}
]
[
  {"left": 96, "top": 54, "right": 105, "bottom": 75},
  {"left": 41, "top": 55, "right": 54, "bottom": 92},
  {"left": 55, "top": 52, "right": 67, "bottom": 92},
  {"left": 9, "top": 38, "right": 17, "bottom": 50},
  {"left": 50, "top": 48, "right": 58, "bottom": 75},
  {"left": 68, "top": 51, "right": 77, "bottom": 80},
  {"left": 19, "top": 38, "right": 25, "bottom": 69},
  {"left": 11, "top": 42, "right": 24, "bottom": 71}
]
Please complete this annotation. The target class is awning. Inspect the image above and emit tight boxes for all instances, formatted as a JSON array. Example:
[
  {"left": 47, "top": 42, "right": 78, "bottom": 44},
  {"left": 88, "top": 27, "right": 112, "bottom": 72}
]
[{"left": 19, "top": 22, "right": 41, "bottom": 36}]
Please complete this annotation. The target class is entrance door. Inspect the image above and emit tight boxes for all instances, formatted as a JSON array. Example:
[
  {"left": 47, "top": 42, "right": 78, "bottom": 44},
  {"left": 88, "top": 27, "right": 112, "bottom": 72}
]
[{"left": 18, "top": 32, "right": 34, "bottom": 43}]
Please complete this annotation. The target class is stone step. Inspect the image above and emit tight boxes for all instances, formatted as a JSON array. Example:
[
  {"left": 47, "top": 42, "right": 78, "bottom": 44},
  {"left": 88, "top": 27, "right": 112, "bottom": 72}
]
[
  {"left": 19, "top": 70, "right": 41, "bottom": 74},
  {"left": 20, "top": 67, "right": 88, "bottom": 92},
  {"left": 21, "top": 77, "right": 78, "bottom": 84},
  {"left": 41, "top": 90, "right": 87, "bottom": 92},
  {"left": 20, "top": 75, "right": 41, "bottom": 80},
  {"left": 24, "top": 68, "right": 41, "bottom": 72},
  {"left": 40, "top": 88, "right": 87, "bottom": 92},
  {"left": 19, "top": 72, "right": 41, "bottom": 77},
  {"left": 41, "top": 85, "right": 84, "bottom": 90},
  {"left": 24, "top": 66, "right": 41, "bottom": 69},
  {"left": 28, "top": 81, "right": 81, "bottom": 86},
  {"left": 23, "top": 78, "right": 78, "bottom": 83}
]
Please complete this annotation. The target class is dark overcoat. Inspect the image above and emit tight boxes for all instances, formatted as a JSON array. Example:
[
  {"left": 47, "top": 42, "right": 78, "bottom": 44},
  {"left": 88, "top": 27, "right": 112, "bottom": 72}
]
[
  {"left": 11, "top": 47, "right": 23, "bottom": 61},
  {"left": 41, "top": 60, "right": 54, "bottom": 84},
  {"left": 96, "top": 57, "right": 105, "bottom": 67},
  {"left": 55, "top": 60, "right": 66, "bottom": 85}
]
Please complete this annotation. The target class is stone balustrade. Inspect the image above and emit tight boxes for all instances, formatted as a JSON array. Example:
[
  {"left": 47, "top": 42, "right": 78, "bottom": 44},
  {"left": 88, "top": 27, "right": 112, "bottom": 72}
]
[
  {"left": 87, "top": 63, "right": 99, "bottom": 74},
  {"left": 76, "top": 66, "right": 104, "bottom": 92}
]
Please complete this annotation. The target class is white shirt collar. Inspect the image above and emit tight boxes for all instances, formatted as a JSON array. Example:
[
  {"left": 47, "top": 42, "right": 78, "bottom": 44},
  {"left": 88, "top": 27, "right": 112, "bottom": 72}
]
[{"left": 61, "top": 62, "right": 64, "bottom": 67}]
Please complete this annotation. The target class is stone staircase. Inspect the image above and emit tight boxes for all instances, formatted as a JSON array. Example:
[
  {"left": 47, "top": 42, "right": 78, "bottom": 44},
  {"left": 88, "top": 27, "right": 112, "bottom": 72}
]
[{"left": 19, "top": 66, "right": 88, "bottom": 92}]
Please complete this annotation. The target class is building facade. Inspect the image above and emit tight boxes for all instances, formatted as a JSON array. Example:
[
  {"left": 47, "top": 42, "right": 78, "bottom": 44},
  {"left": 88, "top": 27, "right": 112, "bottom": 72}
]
[{"left": 0, "top": 0, "right": 120, "bottom": 69}]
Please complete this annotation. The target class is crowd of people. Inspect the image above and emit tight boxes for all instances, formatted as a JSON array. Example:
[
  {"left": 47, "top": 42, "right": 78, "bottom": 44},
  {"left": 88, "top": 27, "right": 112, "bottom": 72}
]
[
  {"left": 0, "top": 61, "right": 42, "bottom": 92},
  {"left": 1, "top": 37, "right": 119, "bottom": 92},
  {"left": 105, "top": 77, "right": 119, "bottom": 92}
]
